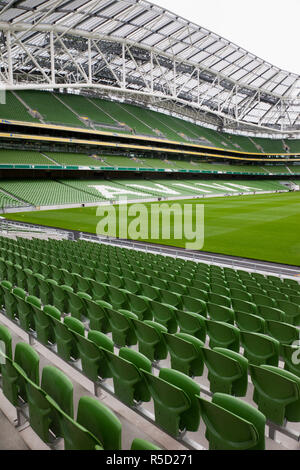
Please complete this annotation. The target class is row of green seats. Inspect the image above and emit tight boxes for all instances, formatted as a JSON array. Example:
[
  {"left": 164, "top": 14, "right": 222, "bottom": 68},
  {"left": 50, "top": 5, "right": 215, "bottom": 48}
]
[
  {"left": 1, "top": 311, "right": 299, "bottom": 448},
  {"left": 0, "top": 325, "right": 160, "bottom": 450},
  {"left": 1, "top": 238, "right": 299, "bottom": 327},
  {"left": 2, "top": 273, "right": 299, "bottom": 381}
]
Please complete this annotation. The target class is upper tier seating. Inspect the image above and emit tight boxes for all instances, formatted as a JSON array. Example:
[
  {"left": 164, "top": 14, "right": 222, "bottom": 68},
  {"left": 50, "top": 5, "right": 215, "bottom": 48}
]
[{"left": 0, "top": 90, "right": 296, "bottom": 154}]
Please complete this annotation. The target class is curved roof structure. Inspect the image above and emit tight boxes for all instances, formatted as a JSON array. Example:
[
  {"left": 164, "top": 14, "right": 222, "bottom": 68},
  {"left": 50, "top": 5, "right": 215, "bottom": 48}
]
[{"left": 0, "top": 0, "right": 299, "bottom": 134}]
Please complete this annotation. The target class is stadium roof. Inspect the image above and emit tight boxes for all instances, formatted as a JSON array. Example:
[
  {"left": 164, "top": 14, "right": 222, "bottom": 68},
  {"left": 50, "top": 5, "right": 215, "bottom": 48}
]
[{"left": 0, "top": 0, "right": 299, "bottom": 134}]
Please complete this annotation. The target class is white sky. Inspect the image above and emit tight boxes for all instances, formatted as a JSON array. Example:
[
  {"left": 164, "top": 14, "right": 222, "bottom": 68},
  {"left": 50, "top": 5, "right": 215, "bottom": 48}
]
[{"left": 154, "top": 0, "right": 300, "bottom": 75}]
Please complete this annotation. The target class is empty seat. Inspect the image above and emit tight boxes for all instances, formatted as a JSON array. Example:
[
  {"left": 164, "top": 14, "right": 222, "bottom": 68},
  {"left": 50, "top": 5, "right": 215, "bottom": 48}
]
[
  {"left": 250, "top": 364, "right": 300, "bottom": 425},
  {"left": 265, "top": 320, "right": 299, "bottom": 353},
  {"left": 276, "top": 300, "right": 300, "bottom": 326},
  {"left": 105, "top": 308, "right": 138, "bottom": 347},
  {"left": 234, "top": 311, "right": 265, "bottom": 333},
  {"left": 103, "top": 348, "right": 151, "bottom": 406},
  {"left": 175, "top": 310, "right": 206, "bottom": 342},
  {"left": 197, "top": 393, "right": 266, "bottom": 450},
  {"left": 163, "top": 332, "right": 204, "bottom": 377},
  {"left": 206, "top": 320, "right": 240, "bottom": 352},
  {"left": 76, "top": 396, "right": 122, "bottom": 450},
  {"left": 132, "top": 319, "right": 168, "bottom": 362},
  {"left": 202, "top": 347, "right": 248, "bottom": 396},
  {"left": 142, "top": 368, "right": 200, "bottom": 436},
  {"left": 207, "top": 303, "right": 234, "bottom": 324},
  {"left": 240, "top": 331, "right": 279, "bottom": 366}
]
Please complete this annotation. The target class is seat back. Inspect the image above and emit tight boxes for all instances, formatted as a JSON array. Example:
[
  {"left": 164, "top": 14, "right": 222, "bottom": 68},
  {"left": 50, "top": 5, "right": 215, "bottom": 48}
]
[
  {"left": 132, "top": 319, "right": 168, "bottom": 361},
  {"left": 202, "top": 347, "right": 248, "bottom": 396},
  {"left": 240, "top": 331, "right": 279, "bottom": 366},
  {"left": 77, "top": 396, "right": 122, "bottom": 450},
  {"left": 163, "top": 332, "right": 204, "bottom": 377},
  {"left": 198, "top": 393, "right": 265, "bottom": 450},
  {"left": 249, "top": 364, "right": 300, "bottom": 425}
]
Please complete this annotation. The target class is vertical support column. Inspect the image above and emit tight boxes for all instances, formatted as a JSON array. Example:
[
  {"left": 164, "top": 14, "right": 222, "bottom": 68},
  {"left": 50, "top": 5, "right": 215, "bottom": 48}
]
[
  {"left": 280, "top": 99, "right": 284, "bottom": 133},
  {"left": 173, "top": 59, "right": 176, "bottom": 98},
  {"left": 50, "top": 31, "right": 55, "bottom": 85},
  {"left": 88, "top": 38, "right": 92, "bottom": 84},
  {"left": 150, "top": 50, "right": 154, "bottom": 93},
  {"left": 7, "top": 31, "right": 13, "bottom": 85},
  {"left": 197, "top": 68, "right": 200, "bottom": 105},
  {"left": 122, "top": 42, "right": 126, "bottom": 90}
]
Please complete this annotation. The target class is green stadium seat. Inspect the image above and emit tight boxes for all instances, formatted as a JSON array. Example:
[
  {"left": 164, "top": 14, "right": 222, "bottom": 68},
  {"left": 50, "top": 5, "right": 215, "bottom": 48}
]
[
  {"left": 229, "top": 289, "right": 252, "bottom": 302},
  {"left": 127, "top": 293, "right": 151, "bottom": 320},
  {"left": 197, "top": 393, "right": 266, "bottom": 450},
  {"left": 2, "top": 280, "right": 17, "bottom": 320},
  {"left": 257, "top": 305, "right": 285, "bottom": 321},
  {"left": 206, "top": 320, "right": 240, "bottom": 352},
  {"left": 4, "top": 342, "right": 40, "bottom": 403},
  {"left": 150, "top": 301, "right": 177, "bottom": 333},
  {"left": 231, "top": 298, "right": 257, "bottom": 315},
  {"left": 234, "top": 311, "right": 265, "bottom": 333},
  {"left": 48, "top": 312, "right": 84, "bottom": 361},
  {"left": 202, "top": 347, "right": 248, "bottom": 396},
  {"left": 265, "top": 320, "right": 299, "bottom": 352},
  {"left": 175, "top": 310, "right": 206, "bottom": 342},
  {"left": 41, "top": 365, "right": 74, "bottom": 437},
  {"left": 163, "top": 332, "right": 204, "bottom": 377},
  {"left": 249, "top": 364, "right": 300, "bottom": 425},
  {"left": 181, "top": 296, "right": 206, "bottom": 315},
  {"left": 142, "top": 368, "right": 200, "bottom": 436},
  {"left": 103, "top": 348, "right": 151, "bottom": 406},
  {"left": 132, "top": 319, "right": 168, "bottom": 362},
  {"left": 276, "top": 300, "right": 300, "bottom": 326},
  {"left": 76, "top": 396, "right": 122, "bottom": 450},
  {"left": 0, "top": 324, "right": 12, "bottom": 370},
  {"left": 207, "top": 303, "right": 234, "bottom": 324},
  {"left": 82, "top": 298, "right": 111, "bottom": 333},
  {"left": 252, "top": 293, "right": 276, "bottom": 307},
  {"left": 240, "top": 331, "right": 280, "bottom": 366},
  {"left": 131, "top": 438, "right": 161, "bottom": 450},
  {"left": 207, "top": 293, "right": 231, "bottom": 308},
  {"left": 105, "top": 308, "right": 138, "bottom": 346},
  {"left": 46, "top": 395, "right": 102, "bottom": 450}
]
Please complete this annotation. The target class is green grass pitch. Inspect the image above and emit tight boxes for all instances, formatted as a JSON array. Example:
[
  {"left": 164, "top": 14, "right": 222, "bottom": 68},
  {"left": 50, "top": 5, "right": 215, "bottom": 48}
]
[{"left": 4, "top": 191, "right": 300, "bottom": 266}]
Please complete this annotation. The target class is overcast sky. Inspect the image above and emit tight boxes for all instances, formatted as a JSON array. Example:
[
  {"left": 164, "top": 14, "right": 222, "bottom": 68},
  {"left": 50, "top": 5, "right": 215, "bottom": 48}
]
[{"left": 154, "top": 0, "right": 300, "bottom": 75}]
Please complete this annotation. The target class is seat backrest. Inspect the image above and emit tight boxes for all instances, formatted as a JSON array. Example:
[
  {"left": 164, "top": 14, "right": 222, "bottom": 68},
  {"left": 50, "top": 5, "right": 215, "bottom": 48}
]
[
  {"left": 88, "top": 330, "right": 114, "bottom": 352},
  {"left": 64, "top": 316, "right": 85, "bottom": 336},
  {"left": 240, "top": 331, "right": 279, "bottom": 366},
  {"left": 46, "top": 395, "right": 102, "bottom": 450},
  {"left": 249, "top": 364, "right": 300, "bottom": 424},
  {"left": 14, "top": 342, "right": 39, "bottom": 384},
  {"left": 103, "top": 349, "right": 150, "bottom": 406},
  {"left": 163, "top": 332, "right": 204, "bottom": 376},
  {"left": 0, "top": 324, "right": 12, "bottom": 360},
  {"left": 198, "top": 393, "right": 265, "bottom": 450},
  {"left": 131, "top": 438, "right": 161, "bottom": 450},
  {"left": 265, "top": 320, "right": 299, "bottom": 345},
  {"left": 159, "top": 368, "right": 201, "bottom": 432},
  {"left": 141, "top": 369, "right": 191, "bottom": 436},
  {"left": 207, "top": 303, "right": 234, "bottom": 324},
  {"left": 41, "top": 365, "right": 74, "bottom": 417},
  {"left": 77, "top": 396, "right": 122, "bottom": 450},
  {"left": 205, "top": 320, "right": 240, "bottom": 352},
  {"left": 234, "top": 311, "right": 265, "bottom": 333},
  {"left": 202, "top": 347, "right": 248, "bottom": 396}
]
